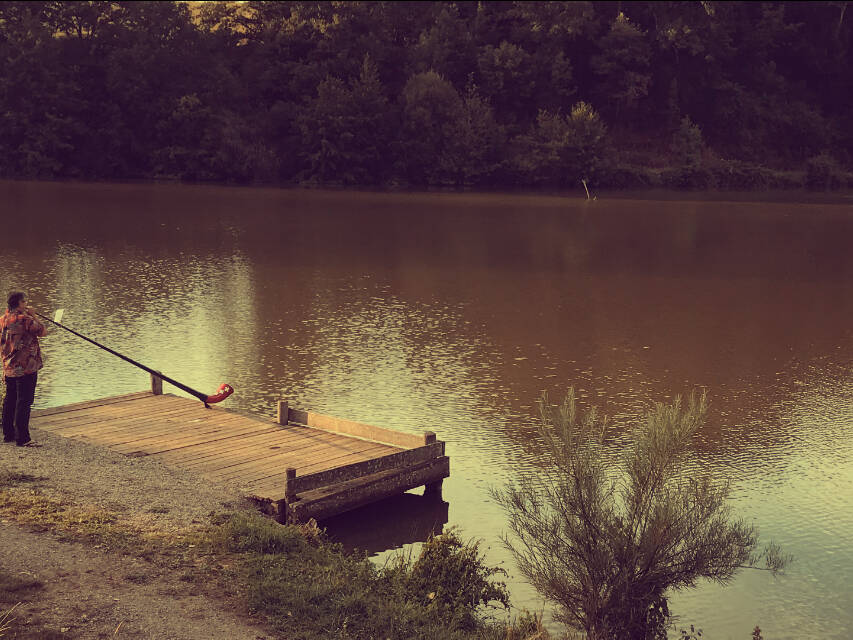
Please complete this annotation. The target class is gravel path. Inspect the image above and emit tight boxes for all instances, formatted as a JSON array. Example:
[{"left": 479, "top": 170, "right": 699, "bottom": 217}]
[
  {"left": 0, "top": 424, "right": 273, "bottom": 639},
  {"left": 1, "top": 424, "right": 253, "bottom": 533}
]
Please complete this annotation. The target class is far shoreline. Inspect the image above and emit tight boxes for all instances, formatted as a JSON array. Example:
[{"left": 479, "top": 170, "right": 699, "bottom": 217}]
[{"left": 3, "top": 175, "right": 853, "bottom": 207}]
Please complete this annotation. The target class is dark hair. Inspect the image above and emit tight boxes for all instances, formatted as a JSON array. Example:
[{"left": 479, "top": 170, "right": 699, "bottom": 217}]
[{"left": 7, "top": 291, "right": 25, "bottom": 311}]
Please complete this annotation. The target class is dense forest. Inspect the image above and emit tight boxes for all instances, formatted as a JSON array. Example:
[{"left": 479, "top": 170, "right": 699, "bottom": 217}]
[{"left": 1, "top": 1, "right": 851, "bottom": 191}]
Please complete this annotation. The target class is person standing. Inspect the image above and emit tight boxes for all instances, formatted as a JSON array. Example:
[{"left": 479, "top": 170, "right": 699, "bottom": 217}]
[{"left": 1, "top": 291, "right": 46, "bottom": 447}]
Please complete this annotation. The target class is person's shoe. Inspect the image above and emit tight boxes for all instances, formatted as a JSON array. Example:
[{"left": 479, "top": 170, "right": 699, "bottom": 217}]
[
  {"left": 16, "top": 440, "right": 42, "bottom": 448},
  {"left": 3, "top": 438, "right": 14, "bottom": 443}
]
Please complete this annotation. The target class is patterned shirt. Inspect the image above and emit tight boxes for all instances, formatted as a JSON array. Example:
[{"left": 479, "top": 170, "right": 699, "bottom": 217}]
[{"left": 0, "top": 310, "right": 46, "bottom": 377}]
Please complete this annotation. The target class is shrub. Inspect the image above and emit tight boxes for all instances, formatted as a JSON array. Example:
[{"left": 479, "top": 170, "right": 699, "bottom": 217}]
[
  {"left": 660, "top": 165, "right": 715, "bottom": 190},
  {"left": 596, "top": 162, "right": 661, "bottom": 189},
  {"left": 397, "top": 529, "right": 510, "bottom": 630},
  {"left": 805, "top": 153, "right": 846, "bottom": 190},
  {"left": 672, "top": 116, "right": 705, "bottom": 168},
  {"left": 509, "top": 102, "right": 607, "bottom": 188},
  {"left": 707, "top": 159, "right": 774, "bottom": 190},
  {"left": 214, "top": 513, "right": 515, "bottom": 640},
  {"left": 492, "top": 389, "right": 789, "bottom": 640}
]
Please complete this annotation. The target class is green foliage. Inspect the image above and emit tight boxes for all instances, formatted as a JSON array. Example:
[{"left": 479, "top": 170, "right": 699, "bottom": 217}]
[
  {"left": 492, "top": 389, "right": 789, "bottom": 640},
  {"left": 214, "top": 513, "right": 516, "bottom": 640},
  {"left": 672, "top": 117, "right": 705, "bottom": 168},
  {"left": 1, "top": 1, "right": 851, "bottom": 188},
  {"left": 805, "top": 153, "right": 847, "bottom": 191},
  {"left": 299, "top": 56, "right": 394, "bottom": 186},
  {"left": 393, "top": 529, "right": 510, "bottom": 630},
  {"left": 511, "top": 102, "right": 607, "bottom": 187},
  {"left": 661, "top": 166, "right": 715, "bottom": 191},
  {"left": 476, "top": 41, "right": 536, "bottom": 124},
  {"left": 591, "top": 13, "right": 652, "bottom": 119},
  {"left": 400, "top": 70, "right": 465, "bottom": 185}
]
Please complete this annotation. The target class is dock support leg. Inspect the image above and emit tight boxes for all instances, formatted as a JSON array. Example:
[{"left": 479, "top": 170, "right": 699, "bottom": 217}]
[
  {"left": 423, "top": 478, "right": 444, "bottom": 500},
  {"left": 275, "top": 499, "right": 290, "bottom": 524},
  {"left": 278, "top": 467, "right": 299, "bottom": 523}
]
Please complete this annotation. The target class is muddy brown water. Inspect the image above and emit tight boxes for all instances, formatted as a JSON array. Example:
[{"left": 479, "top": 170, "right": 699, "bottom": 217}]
[{"left": 3, "top": 179, "right": 853, "bottom": 638}]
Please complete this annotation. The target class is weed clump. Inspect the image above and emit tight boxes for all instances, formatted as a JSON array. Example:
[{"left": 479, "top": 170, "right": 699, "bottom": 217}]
[{"left": 213, "top": 513, "right": 517, "bottom": 640}]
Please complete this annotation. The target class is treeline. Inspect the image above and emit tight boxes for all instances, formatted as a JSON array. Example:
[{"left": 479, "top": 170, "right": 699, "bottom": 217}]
[{"left": 1, "top": 1, "right": 851, "bottom": 191}]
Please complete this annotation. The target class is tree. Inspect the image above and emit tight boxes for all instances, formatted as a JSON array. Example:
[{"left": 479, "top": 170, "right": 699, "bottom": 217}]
[
  {"left": 399, "top": 70, "right": 464, "bottom": 186},
  {"left": 492, "top": 389, "right": 788, "bottom": 640},
  {"left": 672, "top": 116, "right": 705, "bottom": 168},
  {"left": 476, "top": 40, "right": 536, "bottom": 125},
  {"left": 412, "top": 3, "right": 476, "bottom": 89},
  {"left": 591, "top": 12, "right": 652, "bottom": 121},
  {"left": 509, "top": 101, "right": 606, "bottom": 188},
  {"left": 443, "top": 83, "right": 505, "bottom": 186},
  {"left": 298, "top": 55, "right": 394, "bottom": 186}
]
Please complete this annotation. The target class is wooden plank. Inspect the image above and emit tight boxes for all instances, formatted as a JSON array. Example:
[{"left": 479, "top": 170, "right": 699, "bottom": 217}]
[
  {"left": 33, "top": 395, "right": 194, "bottom": 430},
  {"left": 106, "top": 420, "right": 267, "bottom": 451},
  {"left": 111, "top": 422, "right": 286, "bottom": 455},
  {"left": 287, "top": 441, "right": 445, "bottom": 495},
  {"left": 288, "top": 407, "right": 425, "bottom": 448},
  {"left": 290, "top": 442, "right": 399, "bottom": 468},
  {"left": 31, "top": 391, "right": 153, "bottom": 417},
  {"left": 66, "top": 413, "right": 254, "bottom": 446},
  {"left": 47, "top": 405, "right": 242, "bottom": 440},
  {"left": 300, "top": 456, "right": 450, "bottom": 504},
  {"left": 176, "top": 430, "right": 364, "bottom": 471},
  {"left": 210, "top": 443, "right": 392, "bottom": 486},
  {"left": 279, "top": 456, "right": 450, "bottom": 519},
  {"left": 294, "top": 447, "right": 393, "bottom": 476},
  {"left": 41, "top": 402, "right": 215, "bottom": 435},
  {"left": 156, "top": 427, "right": 308, "bottom": 464},
  {"left": 73, "top": 405, "right": 246, "bottom": 436},
  {"left": 219, "top": 443, "right": 395, "bottom": 486},
  {"left": 67, "top": 415, "right": 254, "bottom": 448},
  {"left": 201, "top": 439, "right": 391, "bottom": 480},
  {"left": 33, "top": 399, "right": 177, "bottom": 429},
  {"left": 175, "top": 434, "right": 340, "bottom": 470},
  {"left": 207, "top": 441, "right": 390, "bottom": 483}
]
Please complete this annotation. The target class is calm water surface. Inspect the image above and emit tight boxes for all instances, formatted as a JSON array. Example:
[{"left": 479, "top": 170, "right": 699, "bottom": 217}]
[{"left": 3, "top": 180, "right": 853, "bottom": 638}]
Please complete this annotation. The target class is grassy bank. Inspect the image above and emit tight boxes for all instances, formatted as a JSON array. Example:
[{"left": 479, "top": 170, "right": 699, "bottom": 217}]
[{"left": 0, "top": 471, "right": 546, "bottom": 640}]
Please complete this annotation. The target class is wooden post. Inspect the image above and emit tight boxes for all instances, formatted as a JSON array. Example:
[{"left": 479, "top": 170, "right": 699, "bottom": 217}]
[
  {"left": 424, "top": 478, "right": 444, "bottom": 500},
  {"left": 277, "top": 400, "right": 289, "bottom": 425},
  {"left": 422, "top": 431, "right": 443, "bottom": 499},
  {"left": 284, "top": 467, "right": 298, "bottom": 503},
  {"left": 151, "top": 371, "right": 162, "bottom": 395},
  {"left": 278, "top": 467, "right": 298, "bottom": 524}
]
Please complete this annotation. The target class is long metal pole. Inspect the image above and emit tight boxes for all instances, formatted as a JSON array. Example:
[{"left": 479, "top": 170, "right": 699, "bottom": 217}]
[{"left": 35, "top": 312, "right": 212, "bottom": 408}]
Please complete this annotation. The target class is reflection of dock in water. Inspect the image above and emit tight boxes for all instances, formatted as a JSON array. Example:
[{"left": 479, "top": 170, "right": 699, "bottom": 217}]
[
  {"left": 320, "top": 492, "right": 450, "bottom": 555},
  {"left": 31, "top": 376, "right": 450, "bottom": 523}
]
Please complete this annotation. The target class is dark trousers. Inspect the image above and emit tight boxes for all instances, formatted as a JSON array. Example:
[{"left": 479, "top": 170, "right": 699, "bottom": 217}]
[{"left": 2, "top": 372, "right": 38, "bottom": 445}]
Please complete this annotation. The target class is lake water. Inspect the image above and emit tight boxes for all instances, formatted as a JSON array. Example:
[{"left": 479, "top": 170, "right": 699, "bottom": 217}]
[{"left": 3, "top": 179, "right": 852, "bottom": 638}]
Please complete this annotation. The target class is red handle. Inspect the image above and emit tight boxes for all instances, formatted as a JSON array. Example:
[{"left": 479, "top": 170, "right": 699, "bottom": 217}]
[{"left": 206, "top": 383, "right": 234, "bottom": 404}]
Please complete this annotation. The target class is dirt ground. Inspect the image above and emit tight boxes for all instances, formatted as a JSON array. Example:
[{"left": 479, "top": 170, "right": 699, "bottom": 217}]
[
  {"left": 0, "top": 521, "right": 271, "bottom": 640},
  {"left": 0, "top": 424, "right": 282, "bottom": 640}
]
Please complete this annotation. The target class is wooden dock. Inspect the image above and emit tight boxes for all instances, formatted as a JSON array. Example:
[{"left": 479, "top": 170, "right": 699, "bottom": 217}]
[{"left": 30, "top": 382, "right": 449, "bottom": 524}]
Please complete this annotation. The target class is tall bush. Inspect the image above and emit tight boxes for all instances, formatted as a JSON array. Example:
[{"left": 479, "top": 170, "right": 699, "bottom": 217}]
[
  {"left": 672, "top": 116, "right": 704, "bottom": 168},
  {"left": 510, "top": 102, "right": 606, "bottom": 188},
  {"left": 492, "top": 389, "right": 788, "bottom": 640},
  {"left": 805, "top": 153, "right": 845, "bottom": 191}
]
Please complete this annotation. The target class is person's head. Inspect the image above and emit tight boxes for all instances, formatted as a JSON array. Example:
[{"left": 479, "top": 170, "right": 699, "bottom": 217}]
[{"left": 7, "top": 291, "right": 26, "bottom": 312}]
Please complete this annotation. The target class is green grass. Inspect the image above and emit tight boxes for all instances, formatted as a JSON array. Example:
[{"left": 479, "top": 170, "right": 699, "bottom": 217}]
[
  {"left": 211, "top": 512, "right": 544, "bottom": 640},
  {"left": 0, "top": 473, "right": 547, "bottom": 640}
]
